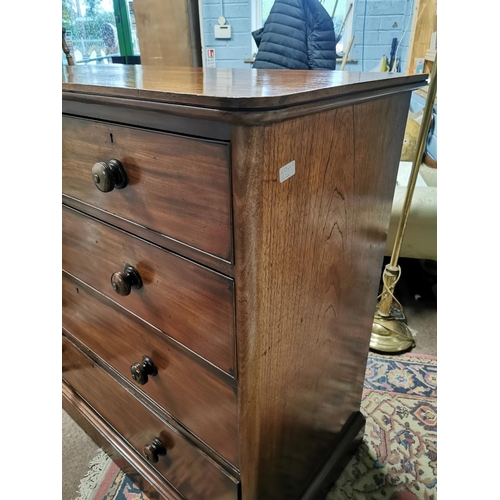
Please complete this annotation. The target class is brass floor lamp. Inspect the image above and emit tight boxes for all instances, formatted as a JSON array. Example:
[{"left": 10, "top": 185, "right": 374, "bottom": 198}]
[{"left": 370, "top": 57, "right": 437, "bottom": 353}]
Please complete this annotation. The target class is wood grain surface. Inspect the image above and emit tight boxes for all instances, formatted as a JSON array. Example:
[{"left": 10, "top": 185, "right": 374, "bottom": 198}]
[
  {"left": 62, "top": 116, "right": 232, "bottom": 261},
  {"left": 61, "top": 66, "right": 421, "bottom": 500},
  {"left": 62, "top": 96, "right": 232, "bottom": 140},
  {"left": 62, "top": 65, "right": 427, "bottom": 110},
  {"left": 62, "top": 272, "right": 239, "bottom": 467},
  {"left": 231, "top": 93, "right": 411, "bottom": 499},
  {"left": 62, "top": 195, "right": 234, "bottom": 277},
  {"left": 134, "top": 0, "right": 201, "bottom": 67},
  {"left": 62, "top": 82, "right": 422, "bottom": 129},
  {"left": 62, "top": 206, "right": 236, "bottom": 375},
  {"left": 406, "top": 0, "right": 437, "bottom": 75},
  {"left": 63, "top": 336, "right": 239, "bottom": 500},
  {"left": 63, "top": 382, "right": 185, "bottom": 500}
]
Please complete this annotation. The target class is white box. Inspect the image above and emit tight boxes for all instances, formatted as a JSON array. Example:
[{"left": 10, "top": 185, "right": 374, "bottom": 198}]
[{"left": 214, "top": 24, "right": 231, "bottom": 39}]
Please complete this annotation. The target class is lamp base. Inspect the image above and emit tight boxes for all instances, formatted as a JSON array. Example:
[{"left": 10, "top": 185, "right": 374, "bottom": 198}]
[{"left": 370, "top": 312, "right": 416, "bottom": 354}]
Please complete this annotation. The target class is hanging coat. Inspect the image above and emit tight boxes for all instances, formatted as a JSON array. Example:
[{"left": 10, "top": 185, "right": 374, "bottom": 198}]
[{"left": 252, "top": 0, "right": 337, "bottom": 70}]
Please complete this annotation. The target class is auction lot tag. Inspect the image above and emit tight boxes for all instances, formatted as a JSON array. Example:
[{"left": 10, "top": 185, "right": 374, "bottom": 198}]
[{"left": 279, "top": 161, "right": 295, "bottom": 183}]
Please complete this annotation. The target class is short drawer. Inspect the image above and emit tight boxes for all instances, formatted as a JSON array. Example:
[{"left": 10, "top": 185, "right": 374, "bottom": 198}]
[
  {"left": 63, "top": 272, "right": 239, "bottom": 466},
  {"left": 62, "top": 116, "right": 232, "bottom": 261},
  {"left": 62, "top": 206, "right": 235, "bottom": 374},
  {"left": 62, "top": 336, "right": 239, "bottom": 500}
]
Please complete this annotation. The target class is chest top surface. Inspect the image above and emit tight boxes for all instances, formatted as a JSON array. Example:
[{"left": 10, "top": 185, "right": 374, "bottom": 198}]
[{"left": 62, "top": 65, "right": 426, "bottom": 110}]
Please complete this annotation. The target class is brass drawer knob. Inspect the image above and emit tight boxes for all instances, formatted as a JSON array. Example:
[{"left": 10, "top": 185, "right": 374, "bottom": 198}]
[
  {"left": 110, "top": 265, "right": 142, "bottom": 296},
  {"left": 92, "top": 159, "right": 128, "bottom": 192},
  {"left": 143, "top": 437, "right": 166, "bottom": 464},
  {"left": 130, "top": 356, "right": 158, "bottom": 385}
]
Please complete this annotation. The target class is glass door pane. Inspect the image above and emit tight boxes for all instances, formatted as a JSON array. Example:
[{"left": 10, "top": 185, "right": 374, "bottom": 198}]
[
  {"left": 127, "top": 1, "right": 140, "bottom": 55},
  {"left": 62, "top": 0, "right": 120, "bottom": 64}
]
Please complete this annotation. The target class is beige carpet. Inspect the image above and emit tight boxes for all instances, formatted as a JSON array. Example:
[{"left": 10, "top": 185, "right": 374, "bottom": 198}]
[{"left": 62, "top": 409, "right": 100, "bottom": 500}]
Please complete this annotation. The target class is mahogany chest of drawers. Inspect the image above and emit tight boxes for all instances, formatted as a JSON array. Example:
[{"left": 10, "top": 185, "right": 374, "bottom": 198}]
[{"left": 62, "top": 66, "right": 425, "bottom": 500}]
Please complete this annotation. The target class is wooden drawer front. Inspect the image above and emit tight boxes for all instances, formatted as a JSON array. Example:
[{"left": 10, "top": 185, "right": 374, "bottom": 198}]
[
  {"left": 62, "top": 116, "right": 232, "bottom": 261},
  {"left": 62, "top": 206, "right": 235, "bottom": 374},
  {"left": 62, "top": 336, "right": 238, "bottom": 500},
  {"left": 63, "top": 272, "right": 239, "bottom": 466}
]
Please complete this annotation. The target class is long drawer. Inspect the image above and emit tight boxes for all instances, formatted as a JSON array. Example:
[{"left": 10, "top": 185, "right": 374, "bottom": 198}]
[
  {"left": 62, "top": 272, "right": 239, "bottom": 466},
  {"left": 62, "top": 335, "right": 239, "bottom": 500},
  {"left": 62, "top": 116, "right": 232, "bottom": 261},
  {"left": 62, "top": 206, "right": 235, "bottom": 374}
]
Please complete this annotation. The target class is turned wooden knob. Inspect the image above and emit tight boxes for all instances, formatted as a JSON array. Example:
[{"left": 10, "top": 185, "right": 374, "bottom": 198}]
[
  {"left": 92, "top": 159, "right": 127, "bottom": 192},
  {"left": 144, "top": 437, "right": 166, "bottom": 464},
  {"left": 130, "top": 356, "right": 158, "bottom": 385},
  {"left": 110, "top": 265, "right": 142, "bottom": 296}
]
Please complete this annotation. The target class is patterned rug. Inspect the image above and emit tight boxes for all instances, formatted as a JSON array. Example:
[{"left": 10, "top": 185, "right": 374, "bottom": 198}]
[
  {"left": 75, "top": 450, "right": 149, "bottom": 500},
  {"left": 75, "top": 353, "right": 437, "bottom": 500},
  {"left": 331, "top": 353, "right": 437, "bottom": 500}
]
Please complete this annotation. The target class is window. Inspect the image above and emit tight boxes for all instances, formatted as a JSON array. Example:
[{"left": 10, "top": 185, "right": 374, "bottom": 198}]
[
  {"left": 62, "top": 0, "right": 139, "bottom": 65},
  {"left": 251, "top": 0, "right": 354, "bottom": 55}
]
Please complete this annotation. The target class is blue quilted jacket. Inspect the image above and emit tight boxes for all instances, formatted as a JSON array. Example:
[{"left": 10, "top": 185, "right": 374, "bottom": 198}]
[{"left": 252, "top": 0, "right": 337, "bottom": 70}]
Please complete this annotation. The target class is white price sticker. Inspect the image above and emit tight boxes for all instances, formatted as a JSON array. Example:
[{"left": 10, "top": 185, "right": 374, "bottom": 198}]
[{"left": 279, "top": 160, "right": 295, "bottom": 183}]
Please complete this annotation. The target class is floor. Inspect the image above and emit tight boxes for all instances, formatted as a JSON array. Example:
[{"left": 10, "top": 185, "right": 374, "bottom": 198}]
[
  {"left": 62, "top": 257, "right": 437, "bottom": 500},
  {"left": 390, "top": 257, "right": 437, "bottom": 356},
  {"left": 62, "top": 409, "right": 100, "bottom": 500}
]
